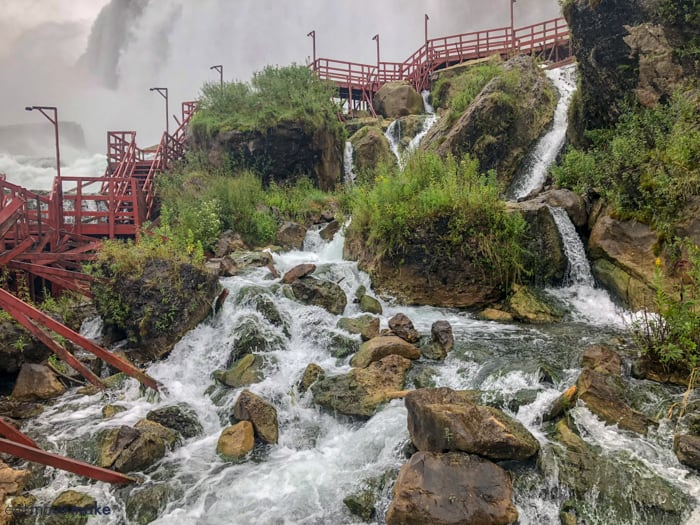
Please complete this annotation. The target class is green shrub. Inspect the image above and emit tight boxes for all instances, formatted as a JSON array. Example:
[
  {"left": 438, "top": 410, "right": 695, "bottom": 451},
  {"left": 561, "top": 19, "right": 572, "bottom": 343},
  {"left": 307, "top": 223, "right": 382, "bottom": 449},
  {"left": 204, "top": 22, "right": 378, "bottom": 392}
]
[
  {"left": 349, "top": 152, "right": 528, "bottom": 288},
  {"left": 553, "top": 90, "right": 700, "bottom": 235},
  {"left": 630, "top": 240, "right": 700, "bottom": 373},
  {"left": 431, "top": 62, "right": 502, "bottom": 124}
]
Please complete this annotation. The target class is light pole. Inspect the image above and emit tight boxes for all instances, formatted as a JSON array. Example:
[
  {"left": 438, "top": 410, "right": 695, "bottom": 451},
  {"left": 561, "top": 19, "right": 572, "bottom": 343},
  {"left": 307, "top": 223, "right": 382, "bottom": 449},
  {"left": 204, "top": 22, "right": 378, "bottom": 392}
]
[
  {"left": 510, "top": 0, "right": 517, "bottom": 53},
  {"left": 307, "top": 30, "right": 316, "bottom": 70},
  {"left": 25, "top": 105, "right": 61, "bottom": 203},
  {"left": 372, "top": 33, "right": 380, "bottom": 80},
  {"left": 149, "top": 87, "right": 168, "bottom": 167},
  {"left": 425, "top": 14, "right": 430, "bottom": 47},
  {"left": 209, "top": 64, "right": 223, "bottom": 89}
]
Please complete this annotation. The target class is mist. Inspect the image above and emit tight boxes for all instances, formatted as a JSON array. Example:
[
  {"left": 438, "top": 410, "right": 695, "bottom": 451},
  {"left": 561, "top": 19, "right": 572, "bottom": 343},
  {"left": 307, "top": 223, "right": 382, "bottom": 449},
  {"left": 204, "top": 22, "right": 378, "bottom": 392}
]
[{"left": 0, "top": 0, "right": 563, "bottom": 161}]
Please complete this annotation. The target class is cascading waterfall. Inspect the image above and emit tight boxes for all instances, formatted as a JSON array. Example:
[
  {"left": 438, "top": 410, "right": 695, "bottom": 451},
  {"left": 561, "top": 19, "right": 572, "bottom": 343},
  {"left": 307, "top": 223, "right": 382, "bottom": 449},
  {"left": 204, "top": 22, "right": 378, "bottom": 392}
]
[
  {"left": 384, "top": 119, "right": 402, "bottom": 166},
  {"left": 343, "top": 141, "right": 357, "bottom": 184},
  {"left": 508, "top": 64, "right": 577, "bottom": 200},
  {"left": 20, "top": 227, "right": 700, "bottom": 524},
  {"left": 384, "top": 90, "right": 439, "bottom": 169},
  {"left": 547, "top": 206, "right": 594, "bottom": 286}
]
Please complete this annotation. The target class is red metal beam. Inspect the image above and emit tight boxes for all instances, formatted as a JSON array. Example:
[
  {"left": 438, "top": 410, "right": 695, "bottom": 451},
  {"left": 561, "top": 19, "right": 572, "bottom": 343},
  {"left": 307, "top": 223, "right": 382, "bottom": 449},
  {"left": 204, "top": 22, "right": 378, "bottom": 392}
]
[
  {"left": 0, "top": 418, "right": 39, "bottom": 449},
  {"left": 0, "top": 289, "right": 159, "bottom": 391},
  {"left": 0, "top": 438, "right": 137, "bottom": 484},
  {"left": 0, "top": 237, "right": 36, "bottom": 265},
  {"left": 0, "top": 198, "right": 24, "bottom": 238}
]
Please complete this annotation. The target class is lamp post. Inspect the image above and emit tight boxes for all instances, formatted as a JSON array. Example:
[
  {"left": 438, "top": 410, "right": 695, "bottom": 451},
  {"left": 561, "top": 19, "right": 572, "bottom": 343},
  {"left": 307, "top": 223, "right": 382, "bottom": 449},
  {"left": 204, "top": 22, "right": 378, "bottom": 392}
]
[
  {"left": 149, "top": 87, "right": 168, "bottom": 167},
  {"left": 25, "top": 105, "right": 61, "bottom": 203},
  {"left": 209, "top": 65, "right": 223, "bottom": 89},
  {"left": 307, "top": 30, "right": 316, "bottom": 70},
  {"left": 372, "top": 34, "right": 380, "bottom": 81},
  {"left": 510, "top": 0, "right": 517, "bottom": 53},
  {"left": 425, "top": 14, "right": 429, "bottom": 46}
]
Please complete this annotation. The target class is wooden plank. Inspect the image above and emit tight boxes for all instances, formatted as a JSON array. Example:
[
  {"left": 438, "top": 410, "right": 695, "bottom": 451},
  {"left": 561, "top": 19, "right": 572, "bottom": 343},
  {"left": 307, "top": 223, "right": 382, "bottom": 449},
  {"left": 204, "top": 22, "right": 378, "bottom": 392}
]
[
  {"left": 0, "top": 198, "right": 24, "bottom": 238},
  {"left": 0, "top": 438, "right": 137, "bottom": 484},
  {"left": 0, "top": 418, "right": 39, "bottom": 448},
  {"left": 0, "top": 237, "right": 35, "bottom": 265}
]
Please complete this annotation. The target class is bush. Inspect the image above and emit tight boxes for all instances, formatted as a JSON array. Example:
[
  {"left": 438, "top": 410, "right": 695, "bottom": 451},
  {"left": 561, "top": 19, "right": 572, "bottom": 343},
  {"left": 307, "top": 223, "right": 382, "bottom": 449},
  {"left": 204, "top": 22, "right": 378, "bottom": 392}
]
[
  {"left": 348, "top": 152, "right": 528, "bottom": 287},
  {"left": 630, "top": 240, "right": 700, "bottom": 373},
  {"left": 553, "top": 90, "right": 700, "bottom": 235},
  {"left": 190, "top": 64, "right": 344, "bottom": 142}
]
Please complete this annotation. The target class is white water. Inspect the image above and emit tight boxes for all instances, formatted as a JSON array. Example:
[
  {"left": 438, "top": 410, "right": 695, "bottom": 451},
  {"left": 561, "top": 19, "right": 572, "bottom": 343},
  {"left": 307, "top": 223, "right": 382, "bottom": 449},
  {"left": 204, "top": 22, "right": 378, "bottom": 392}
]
[
  {"left": 384, "top": 91, "right": 439, "bottom": 169},
  {"left": 20, "top": 228, "right": 700, "bottom": 524},
  {"left": 343, "top": 141, "right": 357, "bottom": 185},
  {"left": 0, "top": 152, "right": 106, "bottom": 191},
  {"left": 509, "top": 64, "right": 577, "bottom": 200},
  {"left": 548, "top": 206, "right": 594, "bottom": 287},
  {"left": 384, "top": 119, "right": 402, "bottom": 167}
]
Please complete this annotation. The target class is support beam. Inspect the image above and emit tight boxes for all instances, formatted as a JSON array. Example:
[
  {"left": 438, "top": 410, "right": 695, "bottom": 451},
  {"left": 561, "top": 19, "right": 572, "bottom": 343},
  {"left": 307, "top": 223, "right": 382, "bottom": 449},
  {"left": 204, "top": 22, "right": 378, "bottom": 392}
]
[
  {"left": 0, "top": 438, "right": 137, "bottom": 484},
  {"left": 0, "top": 418, "right": 39, "bottom": 448}
]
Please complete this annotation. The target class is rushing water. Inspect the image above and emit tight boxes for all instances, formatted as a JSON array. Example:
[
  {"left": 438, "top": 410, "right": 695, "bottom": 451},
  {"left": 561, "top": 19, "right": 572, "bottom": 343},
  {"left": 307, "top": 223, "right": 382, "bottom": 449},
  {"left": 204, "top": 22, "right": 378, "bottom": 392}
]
[
  {"left": 508, "top": 64, "right": 577, "bottom": 200},
  {"left": 20, "top": 225, "right": 700, "bottom": 525},
  {"left": 343, "top": 142, "right": 357, "bottom": 185},
  {"left": 384, "top": 90, "right": 439, "bottom": 169}
]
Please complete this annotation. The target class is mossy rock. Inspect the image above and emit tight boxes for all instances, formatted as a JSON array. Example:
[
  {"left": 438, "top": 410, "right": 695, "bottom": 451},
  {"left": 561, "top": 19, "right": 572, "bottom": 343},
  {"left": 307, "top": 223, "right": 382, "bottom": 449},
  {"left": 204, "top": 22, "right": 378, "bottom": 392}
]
[
  {"left": 299, "top": 363, "right": 325, "bottom": 393},
  {"left": 102, "top": 404, "right": 127, "bottom": 419},
  {"left": 328, "top": 332, "right": 361, "bottom": 359},
  {"left": 146, "top": 404, "right": 203, "bottom": 439},
  {"left": 125, "top": 484, "right": 173, "bottom": 525},
  {"left": 214, "top": 354, "right": 265, "bottom": 388},
  {"left": 47, "top": 491, "right": 96, "bottom": 525},
  {"left": 508, "top": 284, "right": 565, "bottom": 323},
  {"left": 359, "top": 294, "right": 383, "bottom": 315}
]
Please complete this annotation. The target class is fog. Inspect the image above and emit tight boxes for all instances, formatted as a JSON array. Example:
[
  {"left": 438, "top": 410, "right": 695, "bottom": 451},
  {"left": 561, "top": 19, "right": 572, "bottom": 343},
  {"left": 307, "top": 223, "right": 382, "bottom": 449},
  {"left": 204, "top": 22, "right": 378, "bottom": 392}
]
[{"left": 0, "top": 0, "right": 563, "bottom": 160}]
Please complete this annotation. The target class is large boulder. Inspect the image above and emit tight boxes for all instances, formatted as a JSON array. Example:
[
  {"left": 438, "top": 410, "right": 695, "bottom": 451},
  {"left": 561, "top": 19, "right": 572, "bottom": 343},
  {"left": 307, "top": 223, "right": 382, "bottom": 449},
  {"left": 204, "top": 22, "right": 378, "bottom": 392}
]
[
  {"left": 422, "top": 320, "right": 454, "bottom": 361},
  {"left": 48, "top": 491, "right": 97, "bottom": 525},
  {"left": 125, "top": 484, "right": 173, "bottom": 525},
  {"left": 350, "top": 336, "right": 420, "bottom": 368},
  {"left": 507, "top": 284, "right": 564, "bottom": 324},
  {"left": 388, "top": 313, "right": 420, "bottom": 343},
  {"left": 506, "top": 200, "right": 567, "bottom": 285},
  {"left": 146, "top": 404, "right": 203, "bottom": 439},
  {"left": 231, "top": 389, "right": 278, "bottom": 445},
  {"left": 576, "top": 368, "right": 654, "bottom": 435},
  {"left": 214, "top": 354, "right": 264, "bottom": 388},
  {"left": 91, "top": 257, "right": 220, "bottom": 360},
  {"left": 281, "top": 263, "right": 316, "bottom": 284},
  {"left": 312, "top": 354, "right": 412, "bottom": 418},
  {"left": 386, "top": 451, "right": 518, "bottom": 525},
  {"left": 275, "top": 222, "right": 307, "bottom": 251},
  {"left": 431, "top": 56, "right": 556, "bottom": 188},
  {"left": 349, "top": 126, "right": 396, "bottom": 176},
  {"left": 0, "top": 321, "right": 51, "bottom": 375},
  {"left": 193, "top": 119, "right": 343, "bottom": 191},
  {"left": 11, "top": 364, "right": 65, "bottom": 401},
  {"left": 290, "top": 276, "right": 347, "bottom": 315},
  {"left": 217, "top": 421, "right": 255, "bottom": 461},
  {"left": 373, "top": 81, "right": 425, "bottom": 118},
  {"left": 337, "top": 315, "right": 380, "bottom": 341},
  {"left": 98, "top": 425, "right": 166, "bottom": 473},
  {"left": 582, "top": 345, "right": 622, "bottom": 376},
  {"left": 405, "top": 388, "right": 539, "bottom": 461},
  {"left": 674, "top": 434, "right": 700, "bottom": 470}
]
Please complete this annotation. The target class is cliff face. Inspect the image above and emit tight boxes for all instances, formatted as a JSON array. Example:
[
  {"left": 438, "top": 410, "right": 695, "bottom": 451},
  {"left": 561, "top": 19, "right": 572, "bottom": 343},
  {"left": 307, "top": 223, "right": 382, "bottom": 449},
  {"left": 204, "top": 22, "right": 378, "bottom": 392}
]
[{"left": 564, "top": 0, "right": 696, "bottom": 145}]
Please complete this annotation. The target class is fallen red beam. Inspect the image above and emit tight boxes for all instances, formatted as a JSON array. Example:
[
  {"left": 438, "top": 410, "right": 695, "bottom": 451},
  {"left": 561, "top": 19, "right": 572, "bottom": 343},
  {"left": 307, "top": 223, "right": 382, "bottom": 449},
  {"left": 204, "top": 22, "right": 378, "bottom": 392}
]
[
  {"left": 0, "top": 418, "right": 39, "bottom": 449},
  {"left": 0, "top": 288, "right": 160, "bottom": 392},
  {"left": 0, "top": 438, "right": 137, "bottom": 484}
]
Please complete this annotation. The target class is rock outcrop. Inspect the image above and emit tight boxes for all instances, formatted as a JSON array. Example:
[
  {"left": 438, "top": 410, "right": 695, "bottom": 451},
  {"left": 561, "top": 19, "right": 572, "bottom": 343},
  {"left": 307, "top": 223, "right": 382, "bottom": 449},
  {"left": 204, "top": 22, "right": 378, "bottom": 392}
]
[
  {"left": 290, "top": 276, "right": 347, "bottom": 315},
  {"left": 11, "top": 364, "right": 65, "bottom": 401},
  {"left": 373, "top": 81, "right": 425, "bottom": 118},
  {"left": 231, "top": 390, "right": 278, "bottom": 445},
  {"left": 349, "top": 126, "right": 395, "bottom": 176}
]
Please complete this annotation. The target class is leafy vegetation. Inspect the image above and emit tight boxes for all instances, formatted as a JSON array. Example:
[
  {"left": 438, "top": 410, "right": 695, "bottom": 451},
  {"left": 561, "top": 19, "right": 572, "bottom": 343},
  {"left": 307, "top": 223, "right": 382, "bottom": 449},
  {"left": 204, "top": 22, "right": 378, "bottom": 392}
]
[
  {"left": 553, "top": 90, "right": 700, "bottom": 237},
  {"left": 348, "top": 152, "right": 528, "bottom": 288},
  {"left": 655, "top": 0, "right": 700, "bottom": 62},
  {"left": 190, "top": 64, "right": 344, "bottom": 142},
  {"left": 630, "top": 241, "right": 700, "bottom": 372}
]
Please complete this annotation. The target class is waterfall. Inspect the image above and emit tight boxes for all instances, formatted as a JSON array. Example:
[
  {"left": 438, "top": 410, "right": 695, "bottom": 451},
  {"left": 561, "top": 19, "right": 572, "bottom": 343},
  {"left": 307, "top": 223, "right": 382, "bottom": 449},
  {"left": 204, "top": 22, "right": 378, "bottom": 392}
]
[
  {"left": 385, "top": 91, "right": 439, "bottom": 169},
  {"left": 343, "top": 141, "right": 357, "bottom": 185},
  {"left": 547, "top": 206, "right": 594, "bottom": 287},
  {"left": 385, "top": 119, "right": 402, "bottom": 166},
  {"left": 508, "top": 64, "right": 577, "bottom": 200}
]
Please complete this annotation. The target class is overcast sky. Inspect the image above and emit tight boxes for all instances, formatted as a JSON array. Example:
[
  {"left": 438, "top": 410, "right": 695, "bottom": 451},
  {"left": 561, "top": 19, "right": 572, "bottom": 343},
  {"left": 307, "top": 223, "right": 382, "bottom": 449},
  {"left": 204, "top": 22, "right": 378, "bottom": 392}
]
[{"left": 0, "top": 0, "right": 563, "bottom": 152}]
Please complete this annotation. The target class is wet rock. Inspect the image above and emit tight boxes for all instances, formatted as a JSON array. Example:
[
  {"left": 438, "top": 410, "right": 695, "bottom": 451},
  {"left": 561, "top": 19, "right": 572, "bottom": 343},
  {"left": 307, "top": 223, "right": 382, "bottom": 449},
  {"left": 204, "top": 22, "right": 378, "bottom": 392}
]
[
  {"left": 5, "top": 493, "right": 36, "bottom": 525},
  {"left": 422, "top": 320, "right": 454, "bottom": 360},
  {"left": 231, "top": 389, "right": 278, "bottom": 445},
  {"left": 386, "top": 451, "right": 518, "bottom": 525},
  {"left": 251, "top": 296, "right": 289, "bottom": 335},
  {"left": 479, "top": 308, "right": 514, "bottom": 322},
  {"left": 229, "top": 250, "right": 273, "bottom": 270},
  {"left": 215, "top": 354, "right": 264, "bottom": 388},
  {"left": 146, "top": 404, "right": 203, "bottom": 439},
  {"left": 388, "top": 313, "right": 420, "bottom": 343},
  {"left": 337, "top": 315, "right": 380, "bottom": 341},
  {"left": 125, "top": 484, "right": 172, "bottom": 525},
  {"left": 0, "top": 320, "right": 51, "bottom": 376},
  {"left": 134, "top": 419, "right": 181, "bottom": 450},
  {"left": 343, "top": 489, "right": 375, "bottom": 522},
  {"left": 543, "top": 385, "right": 577, "bottom": 422},
  {"left": 581, "top": 345, "right": 621, "bottom": 376},
  {"left": 319, "top": 220, "right": 340, "bottom": 241},
  {"left": 11, "top": 364, "right": 65, "bottom": 401},
  {"left": 102, "top": 404, "right": 127, "bottom": 419},
  {"left": 312, "top": 355, "right": 412, "bottom": 418},
  {"left": 673, "top": 434, "right": 700, "bottom": 470},
  {"left": 328, "top": 332, "right": 360, "bottom": 358},
  {"left": 275, "top": 222, "right": 307, "bottom": 251},
  {"left": 349, "top": 126, "right": 396, "bottom": 176},
  {"left": 528, "top": 189, "right": 588, "bottom": 228},
  {"left": 0, "top": 461, "right": 29, "bottom": 498},
  {"left": 507, "top": 284, "right": 564, "bottom": 324},
  {"left": 545, "top": 419, "right": 689, "bottom": 523},
  {"left": 281, "top": 263, "right": 316, "bottom": 284},
  {"left": 350, "top": 336, "right": 420, "bottom": 368},
  {"left": 0, "top": 399, "right": 44, "bottom": 419},
  {"left": 591, "top": 259, "right": 656, "bottom": 312},
  {"left": 227, "top": 316, "right": 284, "bottom": 365},
  {"left": 47, "top": 491, "right": 96, "bottom": 525},
  {"left": 630, "top": 356, "right": 690, "bottom": 386},
  {"left": 576, "top": 369, "right": 654, "bottom": 435},
  {"left": 299, "top": 363, "right": 325, "bottom": 393},
  {"left": 219, "top": 256, "right": 240, "bottom": 277},
  {"left": 98, "top": 426, "right": 166, "bottom": 473},
  {"left": 290, "top": 276, "right": 347, "bottom": 315},
  {"left": 405, "top": 388, "right": 539, "bottom": 461},
  {"left": 373, "top": 81, "right": 424, "bottom": 118},
  {"left": 217, "top": 421, "right": 255, "bottom": 461},
  {"left": 214, "top": 230, "right": 246, "bottom": 258},
  {"left": 359, "top": 294, "right": 382, "bottom": 315}
]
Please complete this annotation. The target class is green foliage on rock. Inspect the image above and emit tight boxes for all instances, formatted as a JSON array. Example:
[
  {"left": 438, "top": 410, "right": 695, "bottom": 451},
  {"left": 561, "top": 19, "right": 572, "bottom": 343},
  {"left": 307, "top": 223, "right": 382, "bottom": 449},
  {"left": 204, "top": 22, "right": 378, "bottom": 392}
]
[
  {"left": 348, "top": 152, "right": 528, "bottom": 287},
  {"left": 431, "top": 62, "right": 502, "bottom": 123},
  {"left": 553, "top": 90, "right": 700, "bottom": 236},
  {"left": 190, "top": 64, "right": 344, "bottom": 142}
]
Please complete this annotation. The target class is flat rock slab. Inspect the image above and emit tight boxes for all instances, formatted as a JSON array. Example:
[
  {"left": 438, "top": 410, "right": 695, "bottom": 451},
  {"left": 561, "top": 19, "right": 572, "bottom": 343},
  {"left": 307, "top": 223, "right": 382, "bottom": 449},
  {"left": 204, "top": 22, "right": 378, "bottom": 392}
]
[
  {"left": 350, "top": 336, "right": 420, "bottom": 368},
  {"left": 386, "top": 451, "right": 518, "bottom": 525}
]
